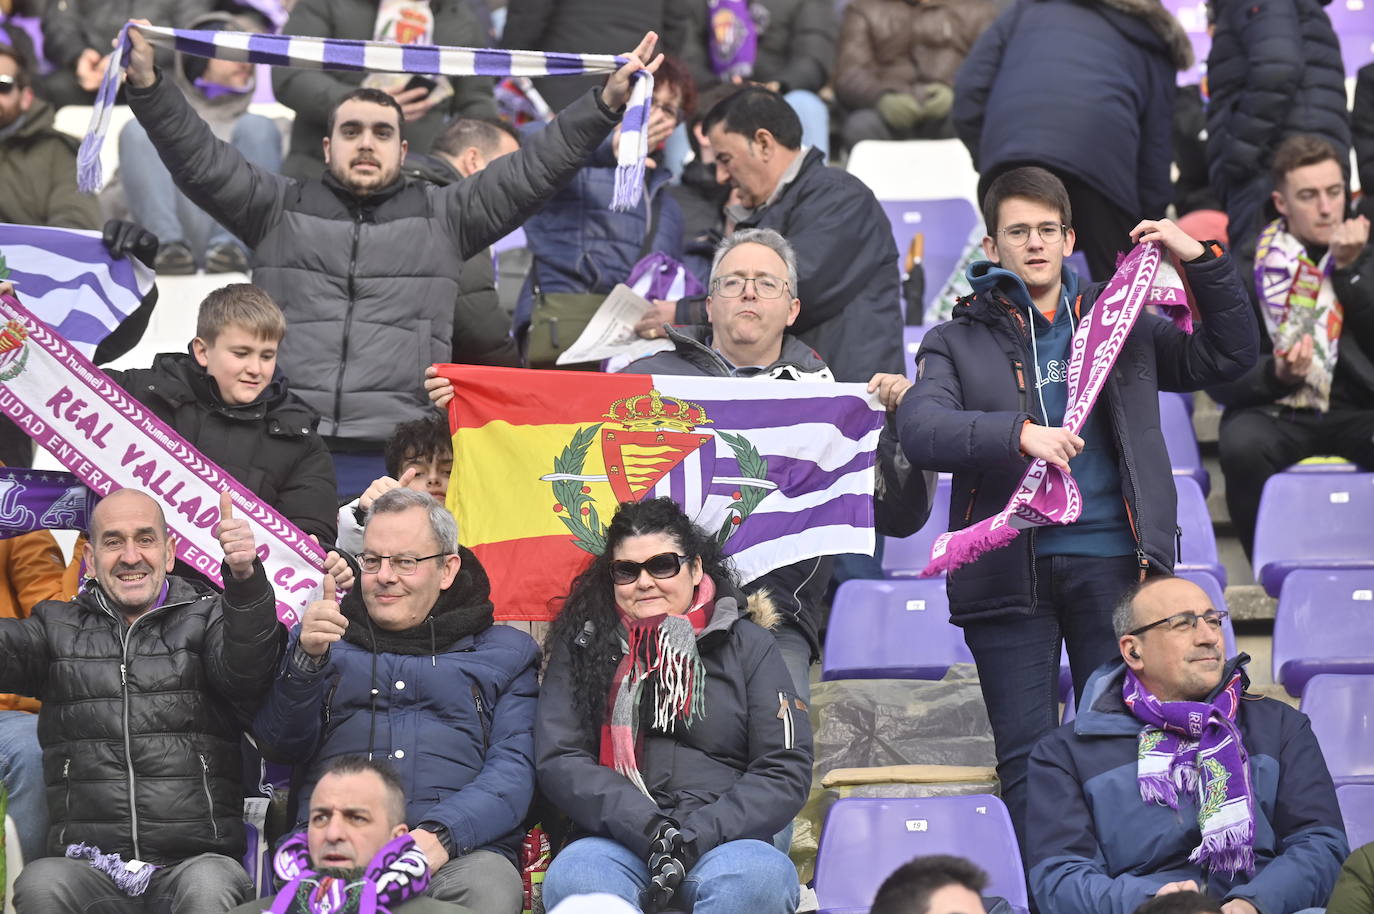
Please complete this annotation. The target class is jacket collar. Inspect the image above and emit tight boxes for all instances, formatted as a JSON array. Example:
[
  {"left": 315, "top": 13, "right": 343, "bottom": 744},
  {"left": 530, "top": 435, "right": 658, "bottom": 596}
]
[
  {"left": 663, "top": 324, "right": 834, "bottom": 379},
  {"left": 146, "top": 350, "right": 304, "bottom": 425},
  {"left": 728, "top": 146, "right": 823, "bottom": 223},
  {"left": 1073, "top": 653, "right": 1253, "bottom": 738},
  {"left": 322, "top": 168, "right": 409, "bottom": 211}
]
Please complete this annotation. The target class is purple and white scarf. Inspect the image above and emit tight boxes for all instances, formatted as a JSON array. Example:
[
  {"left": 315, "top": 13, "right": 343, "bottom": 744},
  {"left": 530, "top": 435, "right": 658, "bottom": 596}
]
[
  {"left": 1254, "top": 218, "right": 1342, "bottom": 412},
  {"left": 707, "top": 0, "right": 758, "bottom": 80},
  {"left": 269, "top": 832, "right": 430, "bottom": 914},
  {"left": 0, "top": 467, "right": 93, "bottom": 538},
  {"left": 77, "top": 22, "right": 653, "bottom": 210},
  {"left": 1123, "top": 668, "right": 1256, "bottom": 875},
  {"left": 65, "top": 843, "right": 160, "bottom": 896},
  {"left": 923, "top": 242, "right": 1190, "bottom": 575}
]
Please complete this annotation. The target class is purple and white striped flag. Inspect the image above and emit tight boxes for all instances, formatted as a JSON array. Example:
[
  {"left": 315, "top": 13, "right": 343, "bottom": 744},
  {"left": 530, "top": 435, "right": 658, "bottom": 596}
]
[
  {"left": 0, "top": 223, "right": 154, "bottom": 358},
  {"left": 78, "top": 22, "right": 653, "bottom": 209}
]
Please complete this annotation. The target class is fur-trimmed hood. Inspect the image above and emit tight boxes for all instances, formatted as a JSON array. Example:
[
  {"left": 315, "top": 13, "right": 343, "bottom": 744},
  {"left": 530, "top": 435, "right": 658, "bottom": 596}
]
[
  {"left": 743, "top": 588, "right": 783, "bottom": 632},
  {"left": 1096, "top": 0, "right": 1194, "bottom": 70}
]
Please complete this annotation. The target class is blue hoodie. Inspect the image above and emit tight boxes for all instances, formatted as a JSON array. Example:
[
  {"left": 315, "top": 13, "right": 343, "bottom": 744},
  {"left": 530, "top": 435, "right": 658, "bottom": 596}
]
[{"left": 966, "top": 262, "right": 1134, "bottom": 557}]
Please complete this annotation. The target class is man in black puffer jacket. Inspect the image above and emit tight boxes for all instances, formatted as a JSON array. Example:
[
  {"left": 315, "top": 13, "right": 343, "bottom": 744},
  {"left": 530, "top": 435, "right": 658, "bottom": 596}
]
[
  {"left": 1205, "top": 0, "right": 1350, "bottom": 260},
  {"left": 897, "top": 167, "right": 1257, "bottom": 850},
  {"left": 7, "top": 488, "right": 283, "bottom": 913}
]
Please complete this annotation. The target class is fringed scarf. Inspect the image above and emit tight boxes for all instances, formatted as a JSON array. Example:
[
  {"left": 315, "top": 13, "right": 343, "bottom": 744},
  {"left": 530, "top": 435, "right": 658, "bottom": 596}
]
[
  {"left": 1123, "top": 668, "right": 1256, "bottom": 876},
  {"left": 1254, "top": 218, "right": 1343, "bottom": 411},
  {"left": 64, "top": 844, "right": 159, "bottom": 895},
  {"left": 77, "top": 22, "right": 653, "bottom": 210},
  {"left": 599, "top": 577, "right": 716, "bottom": 797},
  {"left": 923, "top": 242, "right": 1191, "bottom": 575},
  {"left": 268, "top": 832, "right": 430, "bottom": 914}
]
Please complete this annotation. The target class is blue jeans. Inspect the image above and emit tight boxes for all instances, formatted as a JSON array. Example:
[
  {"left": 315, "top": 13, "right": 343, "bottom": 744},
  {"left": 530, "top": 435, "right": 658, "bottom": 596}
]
[
  {"left": 119, "top": 113, "right": 282, "bottom": 264},
  {"left": 961, "top": 553, "right": 1139, "bottom": 852},
  {"left": 544, "top": 836, "right": 799, "bottom": 913},
  {"left": 0, "top": 709, "right": 47, "bottom": 863}
]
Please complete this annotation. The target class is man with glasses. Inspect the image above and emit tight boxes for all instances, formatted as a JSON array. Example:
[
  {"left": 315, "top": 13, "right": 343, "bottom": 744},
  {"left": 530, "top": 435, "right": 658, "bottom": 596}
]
[
  {"left": 898, "top": 165, "right": 1257, "bottom": 849},
  {"left": 1024, "top": 575, "right": 1347, "bottom": 914},
  {"left": 253, "top": 487, "right": 539, "bottom": 914}
]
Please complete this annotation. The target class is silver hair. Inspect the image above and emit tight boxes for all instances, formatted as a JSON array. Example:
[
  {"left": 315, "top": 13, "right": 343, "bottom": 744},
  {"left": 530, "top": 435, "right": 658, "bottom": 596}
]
[
  {"left": 367, "top": 487, "right": 459, "bottom": 554},
  {"left": 1111, "top": 589, "right": 1139, "bottom": 640},
  {"left": 709, "top": 228, "right": 799, "bottom": 293}
]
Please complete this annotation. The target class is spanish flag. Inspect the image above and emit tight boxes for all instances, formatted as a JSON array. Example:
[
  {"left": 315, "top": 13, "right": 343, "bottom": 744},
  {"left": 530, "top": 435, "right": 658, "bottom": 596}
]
[{"left": 438, "top": 365, "right": 886, "bottom": 621}]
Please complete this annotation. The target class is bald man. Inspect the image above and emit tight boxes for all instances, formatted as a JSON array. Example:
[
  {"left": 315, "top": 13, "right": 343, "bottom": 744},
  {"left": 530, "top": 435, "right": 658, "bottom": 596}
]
[
  {"left": 1024, "top": 576, "right": 1347, "bottom": 914},
  {"left": 4, "top": 489, "right": 283, "bottom": 914}
]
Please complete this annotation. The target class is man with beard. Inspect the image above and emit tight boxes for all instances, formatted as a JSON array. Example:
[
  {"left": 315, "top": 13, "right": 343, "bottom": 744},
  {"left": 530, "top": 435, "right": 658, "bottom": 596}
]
[
  {"left": 120, "top": 22, "right": 663, "bottom": 496},
  {"left": 7, "top": 488, "right": 283, "bottom": 913}
]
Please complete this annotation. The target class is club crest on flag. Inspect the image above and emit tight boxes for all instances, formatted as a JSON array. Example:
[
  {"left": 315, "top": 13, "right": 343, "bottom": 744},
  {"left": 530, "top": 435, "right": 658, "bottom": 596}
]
[{"left": 0, "top": 319, "right": 31, "bottom": 381}]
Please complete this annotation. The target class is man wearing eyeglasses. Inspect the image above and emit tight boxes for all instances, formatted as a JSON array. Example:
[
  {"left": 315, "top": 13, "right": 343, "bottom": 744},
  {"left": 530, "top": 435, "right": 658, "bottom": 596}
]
[
  {"left": 252, "top": 487, "right": 539, "bottom": 914},
  {"left": 1024, "top": 575, "right": 1347, "bottom": 914}
]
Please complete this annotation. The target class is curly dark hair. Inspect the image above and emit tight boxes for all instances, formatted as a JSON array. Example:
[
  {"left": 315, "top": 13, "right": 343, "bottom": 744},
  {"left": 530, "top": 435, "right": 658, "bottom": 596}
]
[
  {"left": 544, "top": 497, "right": 739, "bottom": 730},
  {"left": 382, "top": 414, "right": 452, "bottom": 479}
]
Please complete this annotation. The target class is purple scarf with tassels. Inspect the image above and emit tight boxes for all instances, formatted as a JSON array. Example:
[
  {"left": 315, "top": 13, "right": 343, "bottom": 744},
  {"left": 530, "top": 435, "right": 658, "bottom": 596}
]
[
  {"left": 922, "top": 242, "right": 1191, "bottom": 576},
  {"left": 268, "top": 832, "right": 430, "bottom": 914},
  {"left": 65, "top": 844, "right": 159, "bottom": 895},
  {"left": 1123, "top": 668, "right": 1256, "bottom": 875}
]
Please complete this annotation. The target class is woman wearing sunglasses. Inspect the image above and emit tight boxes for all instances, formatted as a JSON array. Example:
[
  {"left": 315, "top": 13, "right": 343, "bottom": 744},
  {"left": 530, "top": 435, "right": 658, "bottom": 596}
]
[{"left": 536, "top": 497, "right": 811, "bottom": 913}]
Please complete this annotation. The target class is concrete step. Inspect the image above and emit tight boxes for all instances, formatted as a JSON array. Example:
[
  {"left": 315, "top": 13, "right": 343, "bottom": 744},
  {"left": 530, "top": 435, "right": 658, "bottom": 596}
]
[{"left": 1226, "top": 584, "right": 1276, "bottom": 621}]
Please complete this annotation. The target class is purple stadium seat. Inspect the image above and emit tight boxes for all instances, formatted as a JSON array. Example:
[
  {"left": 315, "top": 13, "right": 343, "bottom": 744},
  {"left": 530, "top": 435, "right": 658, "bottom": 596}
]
[
  {"left": 1299, "top": 674, "right": 1374, "bottom": 786},
  {"left": 883, "top": 476, "right": 951, "bottom": 578},
  {"left": 1252, "top": 473, "right": 1374, "bottom": 596},
  {"left": 1337, "top": 785, "right": 1374, "bottom": 850},
  {"left": 878, "top": 198, "right": 979, "bottom": 316},
  {"left": 816, "top": 796, "right": 1028, "bottom": 914},
  {"left": 1160, "top": 392, "right": 1209, "bottom": 494},
  {"left": 822, "top": 578, "right": 972, "bottom": 681},
  {"left": 1174, "top": 476, "right": 1226, "bottom": 587},
  {"left": 1272, "top": 571, "right": 1374, "bottom": 698},
  {"left": 904, "top": 325, "right": 932, "bottom": 378},
  {"left": 1287, "top": 457, "right": 1359, "bottom": 473},
  {"left": 1174, "top": 570, "right": 1238, "bottom": 658},
  {"left": 1065, "top": 250, "right": 1092, "bottom": 281}
]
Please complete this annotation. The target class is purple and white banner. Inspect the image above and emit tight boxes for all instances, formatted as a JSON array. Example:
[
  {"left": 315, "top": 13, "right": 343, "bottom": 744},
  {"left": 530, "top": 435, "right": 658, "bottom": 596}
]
[
  {"left": 0, "top": 291, "right": 324, "bottom": 625},
  {"left": 0, "top": 468, "right": 95, "bottom": 539}
]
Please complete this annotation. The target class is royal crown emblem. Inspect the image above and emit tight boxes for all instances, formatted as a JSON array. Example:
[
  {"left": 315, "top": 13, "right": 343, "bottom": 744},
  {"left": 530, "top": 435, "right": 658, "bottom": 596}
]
[
  {"left": 601, "top": 390, "right": 714, "bottom": 504},
  {"left": 0, "top": 319, "right": 30, "bottom": 381}
]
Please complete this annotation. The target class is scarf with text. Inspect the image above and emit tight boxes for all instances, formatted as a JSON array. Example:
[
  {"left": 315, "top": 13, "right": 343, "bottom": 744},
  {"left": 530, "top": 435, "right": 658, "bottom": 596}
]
[
  {"left": 0, "top": 468, "right": 94, "bottom": 539},
  {"left": 923, "top": 242, "right": 1188, "bottom": 575},
  {"left": 77, "top": 22, "right": 652, "bottom": 210},
  {"left": 1254, "top": 218, "right": 1342, "bottom": 411},
  {"left": 269, "top": 832, "right": 430, "bottom": 914},
  {"left": 1123, "top": 667, "right": 1255, "bottom": 875},
  {"left": 599, "top": 576, "right": 715, "bottom": 796}
]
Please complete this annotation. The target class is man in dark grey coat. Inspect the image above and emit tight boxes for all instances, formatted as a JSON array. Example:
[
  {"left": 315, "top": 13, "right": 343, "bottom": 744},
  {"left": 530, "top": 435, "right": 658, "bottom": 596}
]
[{"left": 122, "top": 24, "right": 662, "bottom": 496}]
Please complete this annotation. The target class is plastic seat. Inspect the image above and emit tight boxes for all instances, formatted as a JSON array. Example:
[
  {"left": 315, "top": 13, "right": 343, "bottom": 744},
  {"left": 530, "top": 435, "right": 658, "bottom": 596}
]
[
  {"left": 1174, "top": 476, "right": 1226, "bottom": 587},
  {"left": 1287, "top": 456, "right": 1358, "bottom": 473},
  {"left": 1272, "top": 572, "right": 1374, "bottom": 697},
  {"left": 1160, "top": 392, "right": 1209, "bottom": 494},
  {"left": 822, "top": 579, "right": 972, "bottom": 681},
  {"left": 1336, "top": 784, "right": 1374, "bottom": 850},
  {"left": 1174, "top": 570, "right": 1238, "bottom": 658},
  {"left": 882, "top": 476, "right": 951, "bottom": 578},
  {"left": 1299, "top": 674, "right": 1374, "bottom": 786},
  {"left": 848, "top": 139, "right": 980, "bottom": 204},
  {"left": 815, "top": 795, "right": 1028, "bottom": 914},
  {"left": 1252, "top": 472, "right": 1374, "bottom": 596},
  {"left": 878, "top": 198, "right": 980, "bottom": 321},
  {"left": 904, "top": 324, "right": 932, "bottom": 376}
]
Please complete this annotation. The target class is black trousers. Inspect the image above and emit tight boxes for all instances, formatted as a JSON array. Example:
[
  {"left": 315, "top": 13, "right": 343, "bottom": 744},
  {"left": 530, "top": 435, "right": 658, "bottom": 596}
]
[{"left": 1218, "top": 404, "right": 1374, "bottom": 557}]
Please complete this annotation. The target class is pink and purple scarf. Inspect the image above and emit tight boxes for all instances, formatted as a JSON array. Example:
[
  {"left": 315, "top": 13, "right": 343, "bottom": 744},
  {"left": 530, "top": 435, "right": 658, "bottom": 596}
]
[
  {"left": 268, "top": 832, "right": 430, "bottom": 914},
  {"left": 923, "top": 242, "right": 1190, "bottom": 576},
  {"left": 1123, "top": 668, "right": 1256, "bottom": 875}
]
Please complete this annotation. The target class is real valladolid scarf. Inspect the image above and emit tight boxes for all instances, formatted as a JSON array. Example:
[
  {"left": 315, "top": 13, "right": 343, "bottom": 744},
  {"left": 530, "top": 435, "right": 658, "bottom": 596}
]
[
  {"left": 269, "top": 831, "right": 430, "bottom": 914},
  {"left": 923, "top": 241, "right": 1191, "bottom": 576},
  {"left": 1123, "top": 667, "right": 1256, "bottom": 875},
  {"left": 77, "top": 23, "right": 654, "bottom": 210},
  {"left": 1254, "top": 218, "right": 1343, "bottom": 411}
]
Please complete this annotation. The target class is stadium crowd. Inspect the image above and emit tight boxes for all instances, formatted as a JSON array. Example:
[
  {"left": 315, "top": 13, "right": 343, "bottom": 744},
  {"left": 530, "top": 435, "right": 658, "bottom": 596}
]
[{"left": 0, "top": 0, "right": 1370, "bottom": 912}]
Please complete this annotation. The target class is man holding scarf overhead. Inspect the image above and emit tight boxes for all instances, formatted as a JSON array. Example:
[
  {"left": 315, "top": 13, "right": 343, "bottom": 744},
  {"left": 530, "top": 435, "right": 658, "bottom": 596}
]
[
  {"left": 1025, "top": 575, "right": 1347, "bottom": 914},
  {"left": 897, "top": 166, "right": 1257, "bottom": 850}
]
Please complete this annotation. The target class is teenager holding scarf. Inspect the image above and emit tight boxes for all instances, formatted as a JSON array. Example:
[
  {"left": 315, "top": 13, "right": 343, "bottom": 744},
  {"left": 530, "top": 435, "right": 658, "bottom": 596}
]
[
  {"left": 897, "top": 166, "right": 1258, "bottom": 850},
  {"left": 534, "top": 497, "right": 811, "bottom": 914}
]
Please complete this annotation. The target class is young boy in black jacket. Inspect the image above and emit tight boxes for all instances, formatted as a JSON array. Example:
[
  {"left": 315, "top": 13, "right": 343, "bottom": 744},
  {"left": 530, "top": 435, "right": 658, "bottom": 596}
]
[{"left": 107, "top": 284, "right": 337, "bottom": 571}]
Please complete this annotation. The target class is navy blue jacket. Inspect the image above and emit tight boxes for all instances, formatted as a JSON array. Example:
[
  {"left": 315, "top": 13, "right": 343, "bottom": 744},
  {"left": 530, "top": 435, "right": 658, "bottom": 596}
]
[
  {"left": 896, "top": 250, "right": 1257, "bottom": 620},
  {"left": 253, "top": 550, "right": 539, "bottom": 862},
  {"left": 953, "top": 0, "right": 1192, "bottom": 217},
  {"left": 1027, "top": 657, "right": 1348, "bottom": 914}
]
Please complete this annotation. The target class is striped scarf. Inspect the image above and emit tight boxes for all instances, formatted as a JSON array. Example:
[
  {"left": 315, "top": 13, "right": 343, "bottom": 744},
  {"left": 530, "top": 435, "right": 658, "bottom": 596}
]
[
  {"left": 269, "top": 832, "right": 430, "bottom": 914},
  {"left": 599, "top": 577, "right": 715, "bottom": 797},
  {"left": 76, "top": 22, "right": 653, "bottom": 210}
]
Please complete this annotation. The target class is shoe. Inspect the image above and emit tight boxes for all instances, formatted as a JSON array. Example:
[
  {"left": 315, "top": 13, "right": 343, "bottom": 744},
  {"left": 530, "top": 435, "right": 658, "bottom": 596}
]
[
  {"left": 153, "top": 241, "right": 196, "bottom": 276},
  {"left": 205, "top": 242, "right": 250, "bottom": 274}
]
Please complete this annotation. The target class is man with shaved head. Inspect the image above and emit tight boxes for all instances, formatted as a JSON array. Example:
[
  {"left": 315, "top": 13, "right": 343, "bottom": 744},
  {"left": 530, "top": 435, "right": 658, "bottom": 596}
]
[
  {"left": 2, "top": 488, "right": 283, "bottom": 913},
  {"left": 1023, "top": 575, "right": 1348, "bottom": 914}
]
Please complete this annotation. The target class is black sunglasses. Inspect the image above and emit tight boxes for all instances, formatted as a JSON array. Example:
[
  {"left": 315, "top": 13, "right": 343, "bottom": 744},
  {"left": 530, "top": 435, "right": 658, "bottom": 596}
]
[
  {"left": 610, "top": 552, "right": 690, "bottom": 585},
  {"left": 0, "top": 75, "right": 18, "bottom": 96}
]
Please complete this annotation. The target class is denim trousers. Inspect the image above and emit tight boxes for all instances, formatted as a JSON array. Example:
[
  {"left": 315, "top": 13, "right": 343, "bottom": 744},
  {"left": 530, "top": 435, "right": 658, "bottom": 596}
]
[
  {"left": 119, "top": 113, "right": 282, "bottom": 264},
  {"left": 961, "top": 553, "right": 1139, "bottom": 850},
  {"left": 543, "top": 836, "right": 799, "bottom": 913},
  {"left": 0, "top": 709, "right": 47, "bottom": 863}
]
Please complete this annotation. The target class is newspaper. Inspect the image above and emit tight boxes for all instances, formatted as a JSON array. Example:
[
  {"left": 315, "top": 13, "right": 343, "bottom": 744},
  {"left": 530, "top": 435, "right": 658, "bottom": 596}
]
[{"left": 554, "top": 283, "right": 674, "bottom": 366}]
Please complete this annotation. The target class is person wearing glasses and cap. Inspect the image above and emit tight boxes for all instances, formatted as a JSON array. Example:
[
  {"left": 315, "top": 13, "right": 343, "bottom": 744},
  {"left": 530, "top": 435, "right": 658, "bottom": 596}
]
[
  {"left": 535, "top": 496, "right": 812, "bottom": 914},
  {"left": 1024, "top": 575, "right": 1347, "bottom": 914},
  {"left": 252, "top": 487, "right": 538, "bottom": 914}
]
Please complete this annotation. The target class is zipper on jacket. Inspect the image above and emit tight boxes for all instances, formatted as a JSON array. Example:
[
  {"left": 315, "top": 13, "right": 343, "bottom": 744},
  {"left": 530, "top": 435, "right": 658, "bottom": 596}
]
[
  {"left": 471, "top": 684, "right": 490, "bottom": 754},
  {"left": 1027, "top": 528, "right": 1040, "bottom": 613},
  {"left": 332, "top": 211, "right": 364, "bottom": 433},
  {"left": 198, "top": 753, "right": 220, "bottom": 840},
  {"left": 59, "top": 757, "right": 72, "bottom": 845},
  {"left": 1175, "top": 525, "right": 1183, "bottom": 567},
  {"left": 777, "top": 691, "right": 795, "bottom": 750},
  {"left": 1104, "top": 380, "right": 1146, "bottom": 568},
  {"left": 963, "top": 486, "right": 978, "bottom": 525}
]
